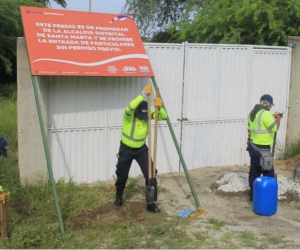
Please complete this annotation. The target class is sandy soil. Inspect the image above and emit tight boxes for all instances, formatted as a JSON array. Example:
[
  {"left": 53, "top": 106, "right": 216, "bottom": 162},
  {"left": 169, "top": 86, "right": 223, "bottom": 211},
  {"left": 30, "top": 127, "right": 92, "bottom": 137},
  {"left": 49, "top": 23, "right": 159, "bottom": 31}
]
[{"left": 86, "top": 156, "right": 300, "bottom": 248}]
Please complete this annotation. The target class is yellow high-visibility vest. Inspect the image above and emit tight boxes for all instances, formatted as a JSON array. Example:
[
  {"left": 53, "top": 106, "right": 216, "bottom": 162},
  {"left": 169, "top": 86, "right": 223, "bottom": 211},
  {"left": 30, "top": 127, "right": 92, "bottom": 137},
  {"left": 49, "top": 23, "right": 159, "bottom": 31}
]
[
  {"left": 248, "top": 109, "right": 277, "bottom": 145},
  {"left": 121, "top": 94, "right": 167, "bottom": 148}
]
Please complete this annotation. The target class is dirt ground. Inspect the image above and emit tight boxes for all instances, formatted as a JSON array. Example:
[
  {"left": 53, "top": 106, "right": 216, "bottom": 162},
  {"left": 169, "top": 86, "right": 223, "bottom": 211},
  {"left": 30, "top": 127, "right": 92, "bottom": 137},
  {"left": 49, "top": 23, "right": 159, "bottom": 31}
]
[{"left": 86, "top": 156, "right": 300, "bottom": 247}]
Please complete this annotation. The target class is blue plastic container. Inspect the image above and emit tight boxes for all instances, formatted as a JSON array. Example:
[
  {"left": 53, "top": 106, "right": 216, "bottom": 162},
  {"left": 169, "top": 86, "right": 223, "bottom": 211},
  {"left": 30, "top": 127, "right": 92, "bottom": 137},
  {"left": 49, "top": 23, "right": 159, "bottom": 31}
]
[{"left": 252, "top": 176, "right": 278, "bottom": 216}]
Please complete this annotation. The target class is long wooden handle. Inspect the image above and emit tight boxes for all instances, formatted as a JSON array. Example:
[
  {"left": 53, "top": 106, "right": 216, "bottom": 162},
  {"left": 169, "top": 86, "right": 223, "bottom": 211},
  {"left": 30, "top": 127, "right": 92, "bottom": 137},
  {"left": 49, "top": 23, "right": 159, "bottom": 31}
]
[
  {"left": 153, "top": 88, "right": 159, "bottom": 178},
  {"left": 272, "top": 132, "right": 277, "bottom": 156},
  {"left": 147, "top": 94, "right": 152, "bottom": 179}
]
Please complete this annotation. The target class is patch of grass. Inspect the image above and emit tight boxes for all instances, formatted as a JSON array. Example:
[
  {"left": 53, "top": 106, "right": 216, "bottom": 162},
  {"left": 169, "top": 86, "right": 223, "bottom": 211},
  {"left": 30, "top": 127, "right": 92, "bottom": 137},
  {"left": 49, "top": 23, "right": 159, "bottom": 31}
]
[
  {"left": 237, "top": 230, "right": 257, "bottom": 247},
  {"left": 283, "top": 135, "right": 300, "bottom": 159},
  {"left": 208, "top": 217, "right": 226, "bottom": 230}
]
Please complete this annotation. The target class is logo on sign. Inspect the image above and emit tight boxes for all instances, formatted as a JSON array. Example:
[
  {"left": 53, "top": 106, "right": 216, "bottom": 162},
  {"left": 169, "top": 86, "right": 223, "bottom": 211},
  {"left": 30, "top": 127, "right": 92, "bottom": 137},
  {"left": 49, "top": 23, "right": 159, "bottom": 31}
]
[
  {"left": 139, "top": 66, "right": 150, "bottom": 74},
  {"left": 139, "top": 66, "right": 149, "bottom": 71},
  {"left": 108, "top": 66, "right": 118, "bottom": 74},
  {"left": 123, "top": 66, "right": 136, "bottom": 73}
]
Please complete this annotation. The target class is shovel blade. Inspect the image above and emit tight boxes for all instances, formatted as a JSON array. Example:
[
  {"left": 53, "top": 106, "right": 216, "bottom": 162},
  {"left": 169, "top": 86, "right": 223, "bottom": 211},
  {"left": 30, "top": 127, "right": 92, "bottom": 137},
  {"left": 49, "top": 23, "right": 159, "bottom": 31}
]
[{"left": 145, "top": 183, "right": 155, "bottom": 204}]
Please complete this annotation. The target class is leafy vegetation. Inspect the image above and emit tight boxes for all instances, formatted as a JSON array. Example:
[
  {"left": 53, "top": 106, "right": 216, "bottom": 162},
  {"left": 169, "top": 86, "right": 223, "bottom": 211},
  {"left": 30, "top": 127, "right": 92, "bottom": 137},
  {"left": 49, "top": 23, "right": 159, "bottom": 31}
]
[
  {"left": 170, "top": 0, "right": 300, "bottom": 46},
  {"left": 123, "top": 0, "right": 203, "bottom": 37},
  {"left": 0, "top": 0, "right": 42, "bottom": 78},
  {"left": 143, "top": 0, "right": 300, "bottom": 45},
  {"left": 0, "top": 0, "right": 66, "bottom": 83},
  {"left": 283, "top": 135, "right": 300, "bottom": 159}
]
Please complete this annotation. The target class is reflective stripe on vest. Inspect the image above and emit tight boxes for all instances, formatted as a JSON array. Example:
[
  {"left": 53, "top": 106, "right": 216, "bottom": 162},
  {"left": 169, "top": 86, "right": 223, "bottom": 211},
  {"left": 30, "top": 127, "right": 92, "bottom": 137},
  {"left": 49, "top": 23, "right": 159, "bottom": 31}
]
[
  {"left": 122, "top": 118, "right": 147, "bottom": 143},
  {"left": 248, "top": 110, "right": 276, "bottom": 134}
]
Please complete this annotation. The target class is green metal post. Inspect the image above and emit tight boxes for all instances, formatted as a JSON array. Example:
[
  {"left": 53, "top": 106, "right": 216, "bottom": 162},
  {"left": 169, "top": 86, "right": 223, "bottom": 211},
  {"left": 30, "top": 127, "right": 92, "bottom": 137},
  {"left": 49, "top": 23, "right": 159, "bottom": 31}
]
[
  {"left": 31, "top": 76, "right": 65, "bottom": 233},
  {"left": 151, "top": 77, "right": 201, "bottom": 208}
]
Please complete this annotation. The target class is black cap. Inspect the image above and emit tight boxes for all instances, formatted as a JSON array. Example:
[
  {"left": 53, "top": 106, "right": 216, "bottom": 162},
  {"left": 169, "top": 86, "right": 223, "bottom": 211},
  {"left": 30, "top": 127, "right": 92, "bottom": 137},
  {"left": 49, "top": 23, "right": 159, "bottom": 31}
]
[
  {"left": 136, "top": 101, "right": 148, "bottom": 121},
  {"left": 260, "top": 94, "right": 274, "bottom": 106}
]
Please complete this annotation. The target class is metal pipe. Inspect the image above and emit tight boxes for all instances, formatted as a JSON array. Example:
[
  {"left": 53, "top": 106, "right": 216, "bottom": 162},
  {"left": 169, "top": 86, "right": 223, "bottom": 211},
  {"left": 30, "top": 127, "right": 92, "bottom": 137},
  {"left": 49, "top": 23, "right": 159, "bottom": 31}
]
[{"left": 31, "top": 76, "right": 65, "bottom": 233}]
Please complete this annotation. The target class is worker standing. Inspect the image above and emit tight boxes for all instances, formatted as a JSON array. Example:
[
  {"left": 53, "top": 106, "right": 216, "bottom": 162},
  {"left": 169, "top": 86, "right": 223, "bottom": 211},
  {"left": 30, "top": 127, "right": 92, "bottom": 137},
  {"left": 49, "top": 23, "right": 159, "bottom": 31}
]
[
  {"left": 247, "top": 94, "right": 282, "bottom": 201},
  {"left": 113, "top": 85, "right": 168, "bottom": 213}
]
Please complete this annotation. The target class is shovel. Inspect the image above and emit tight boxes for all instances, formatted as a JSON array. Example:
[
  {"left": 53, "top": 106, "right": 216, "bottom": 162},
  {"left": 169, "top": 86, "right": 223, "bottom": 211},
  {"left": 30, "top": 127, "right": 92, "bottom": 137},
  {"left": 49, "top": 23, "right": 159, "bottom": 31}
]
[
  {"left": 145, "top": 88, "right": 160, "bottom": 203},
  {"left": 146, "top": 92, "right": 155, "bottom": 204}
]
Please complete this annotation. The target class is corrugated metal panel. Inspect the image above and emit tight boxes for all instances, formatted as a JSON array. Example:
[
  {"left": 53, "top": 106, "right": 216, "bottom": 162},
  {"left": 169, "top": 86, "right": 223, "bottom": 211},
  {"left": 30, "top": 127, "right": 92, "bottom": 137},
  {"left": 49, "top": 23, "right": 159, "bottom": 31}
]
[
  {"left": 50, "top": 128, "right": 107, "bottom": 183},
  {"left": 182, "top": 120, "right": 246, "bottom": 168},
  {"left": 218, "top": 46, "right": 251, "bottom": 118},
  {"left": 249, "top": 48, "right": 291, "bottom": 150},
  {"left": 144, "top": 43, "right": 184, "bottom": 124},
  {"left": 148, "top": 124, "right": 181, "bottom": 174},
  {"left": 184, "top": 44, "right": 251, "bottom": 119},
  {"left": 125, "top": 43, "right": 186, "bottom": 177},
  {"left": 144, "top": 43, "right": 185, "bottom": 173},
  {"left": 184, "top": 44, "right": 220, "bottom": 120},
  {"left": 48, "top": 76, "right": 148, "bottom": 127},
  {"left": 48, "top": 76, "right": 108, "bottom": 127},
  {"left": 182, "top": 44, "right": 251, "bottom": 170}
]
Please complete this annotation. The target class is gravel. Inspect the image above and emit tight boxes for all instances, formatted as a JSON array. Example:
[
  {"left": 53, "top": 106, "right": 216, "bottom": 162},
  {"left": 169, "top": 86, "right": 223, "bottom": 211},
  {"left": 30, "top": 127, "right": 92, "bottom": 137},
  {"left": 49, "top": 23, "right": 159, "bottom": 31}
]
[{"left": 216, "top": 172, "right": 300, "bottom": 200}]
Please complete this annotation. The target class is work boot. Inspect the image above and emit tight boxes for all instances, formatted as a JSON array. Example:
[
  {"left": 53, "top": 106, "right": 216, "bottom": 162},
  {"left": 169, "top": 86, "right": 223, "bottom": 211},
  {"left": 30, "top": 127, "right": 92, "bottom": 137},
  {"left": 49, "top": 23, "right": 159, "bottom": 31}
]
[
  {"left": 147, "top": 203, "right": 160, "bottom": 213},
  {"left": 112, "top": 188, "right": 124, "bottom": 206},
  {"left": 112, "top": 198, "right": 123, "bottom": 206}
]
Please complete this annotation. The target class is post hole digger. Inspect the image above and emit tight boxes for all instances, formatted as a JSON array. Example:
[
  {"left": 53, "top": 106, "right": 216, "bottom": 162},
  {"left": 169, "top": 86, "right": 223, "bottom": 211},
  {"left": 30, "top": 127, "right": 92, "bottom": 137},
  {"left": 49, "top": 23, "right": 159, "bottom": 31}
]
[
  {"left": 150, "top": 77, "right": 207, "bottom": 218},
  {"left": 146, "top": 88, "right": 160, "bottom": 205}
]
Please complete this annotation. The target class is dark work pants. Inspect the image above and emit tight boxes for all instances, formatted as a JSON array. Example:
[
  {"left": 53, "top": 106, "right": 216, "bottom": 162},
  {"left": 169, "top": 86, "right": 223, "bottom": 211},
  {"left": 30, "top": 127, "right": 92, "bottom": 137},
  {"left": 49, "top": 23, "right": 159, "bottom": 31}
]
[
  {"left": 247, "top": 142, "right": 275, "bottom": 188},
  {"left": 115, "top": 141, "right": 149, "bottom": 193}
]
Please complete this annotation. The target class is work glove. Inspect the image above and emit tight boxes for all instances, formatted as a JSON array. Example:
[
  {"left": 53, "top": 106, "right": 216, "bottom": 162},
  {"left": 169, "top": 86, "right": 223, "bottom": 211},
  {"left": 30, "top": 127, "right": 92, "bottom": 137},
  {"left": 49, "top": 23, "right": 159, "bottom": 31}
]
[
  {"left": 273, "top": 112, "right": 283, "bottom": 118},
  {"left": 141, "top": 85, "right": 152, "bottom": 97},
  {"left": 154, "top": 97, "right": 162, "bottom": 108}
]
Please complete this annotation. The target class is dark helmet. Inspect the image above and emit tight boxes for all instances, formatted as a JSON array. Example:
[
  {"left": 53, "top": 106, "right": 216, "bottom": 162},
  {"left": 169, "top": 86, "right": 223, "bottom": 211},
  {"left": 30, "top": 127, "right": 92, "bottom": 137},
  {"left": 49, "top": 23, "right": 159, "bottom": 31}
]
[{"left": 260, "top": 94, "right": 274, "bottom": 106}]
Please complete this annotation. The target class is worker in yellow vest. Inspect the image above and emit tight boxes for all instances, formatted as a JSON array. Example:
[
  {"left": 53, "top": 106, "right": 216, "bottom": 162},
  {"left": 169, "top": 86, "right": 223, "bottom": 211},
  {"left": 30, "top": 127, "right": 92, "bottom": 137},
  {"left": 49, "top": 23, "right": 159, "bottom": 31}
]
[
  {"left": 247, "top": 94, "right": 282, "bottom": 201},
  {"left": 113, "top": 85, "right": 168, "bottom": 213}
]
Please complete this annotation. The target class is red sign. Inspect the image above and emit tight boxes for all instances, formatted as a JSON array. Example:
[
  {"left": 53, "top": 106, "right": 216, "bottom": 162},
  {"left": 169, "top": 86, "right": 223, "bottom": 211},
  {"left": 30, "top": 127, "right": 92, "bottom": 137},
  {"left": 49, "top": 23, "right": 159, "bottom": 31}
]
[{"left": 20, "top": 6, "right": 154, "bottom": 77}]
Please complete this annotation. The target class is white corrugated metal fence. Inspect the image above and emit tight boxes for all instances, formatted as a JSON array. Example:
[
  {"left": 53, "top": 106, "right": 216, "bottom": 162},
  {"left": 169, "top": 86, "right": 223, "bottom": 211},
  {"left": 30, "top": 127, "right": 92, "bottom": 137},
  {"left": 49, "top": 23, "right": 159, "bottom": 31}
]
[{"left": 48, "top": 43, "right": 291, "bottom": 183}]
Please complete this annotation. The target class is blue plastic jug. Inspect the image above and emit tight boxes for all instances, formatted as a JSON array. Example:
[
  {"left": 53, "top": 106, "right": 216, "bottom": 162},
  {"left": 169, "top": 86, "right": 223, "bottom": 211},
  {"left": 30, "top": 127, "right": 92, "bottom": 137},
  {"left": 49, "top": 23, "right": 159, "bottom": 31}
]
[{"left": 253, "top": 176, "right": 278, "bottom": 216}]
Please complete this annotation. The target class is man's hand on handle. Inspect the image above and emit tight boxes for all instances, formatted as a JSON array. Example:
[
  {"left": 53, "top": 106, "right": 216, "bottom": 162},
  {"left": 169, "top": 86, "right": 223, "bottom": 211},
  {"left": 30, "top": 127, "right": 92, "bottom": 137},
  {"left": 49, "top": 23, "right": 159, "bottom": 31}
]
[
  {"left": 154, "top": 98, "right": 162, "bottom": 108},
  {"left": 273, "top": 112, "right": 283, "bottom": 118},
  {"left": 273, "top": 111, "right": 283, "bottom": 128}
]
